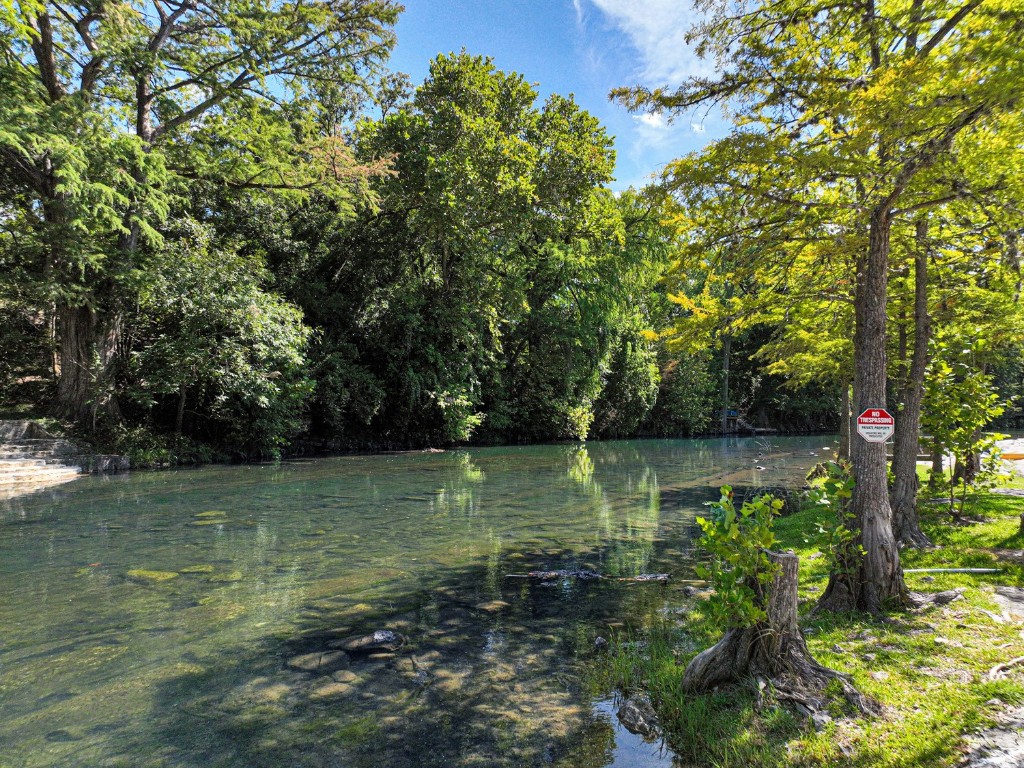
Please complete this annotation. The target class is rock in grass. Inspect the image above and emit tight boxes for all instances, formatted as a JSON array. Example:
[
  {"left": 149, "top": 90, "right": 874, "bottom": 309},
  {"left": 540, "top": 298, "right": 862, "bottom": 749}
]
[
  {"left": 617, "top": 695, "right": 659, "bottom": 740},
  {"left": 179, "top": 565, "right": 216, "bottom": 574},
  {"left": 207, "top": 570, "right": 243, "bottom": 583},
  {"left": 127, "top": 569, "right": 178, "bottom": 583}
]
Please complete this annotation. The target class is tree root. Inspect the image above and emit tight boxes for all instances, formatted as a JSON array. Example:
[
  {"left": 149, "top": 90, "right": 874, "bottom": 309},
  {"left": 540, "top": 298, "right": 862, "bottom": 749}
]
[
  {"left": 895, "top": 526, "right": 934, "bottom": 550},
  {"left": 985, "top": 656, "right": 1024, "bottom": 681},
  {"left": 683, "top": 625, "right": 878, "bottom": 717},
  {"left": 685, "top": 553, "right": 877, "bottom": 719},
  {"left": 908, "top": 588, "right": 964, "bottom": 609}
]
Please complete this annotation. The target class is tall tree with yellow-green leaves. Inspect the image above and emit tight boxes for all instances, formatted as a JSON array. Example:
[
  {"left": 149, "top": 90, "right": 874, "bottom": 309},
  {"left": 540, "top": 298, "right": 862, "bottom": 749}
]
[
  {"left": 617, "top": 0, "right": 1024, "bottom": 612},
  {"left": 0, "top": 0, "right": 399, "bottom": 425}
]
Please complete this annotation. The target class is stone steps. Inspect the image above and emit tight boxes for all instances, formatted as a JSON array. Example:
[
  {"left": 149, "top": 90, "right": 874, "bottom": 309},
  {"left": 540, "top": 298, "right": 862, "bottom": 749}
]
[
  {"left": 0, "top": 419, "right": 130, "bottom": 500},
  {"left": 0, "top": 458, "right": 82, "bottom": 499}
]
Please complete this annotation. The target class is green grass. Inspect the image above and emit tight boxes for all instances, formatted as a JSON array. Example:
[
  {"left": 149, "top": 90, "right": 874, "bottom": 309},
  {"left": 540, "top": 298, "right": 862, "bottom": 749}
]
[{"left": 589, "top": 484, "right": 1024, "bottom": 768}]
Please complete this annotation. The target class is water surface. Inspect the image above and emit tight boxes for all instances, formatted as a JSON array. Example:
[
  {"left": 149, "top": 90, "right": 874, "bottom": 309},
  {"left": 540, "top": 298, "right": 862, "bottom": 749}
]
[{"left": 0, "top": 436, "right": 834, "bottom": 767}]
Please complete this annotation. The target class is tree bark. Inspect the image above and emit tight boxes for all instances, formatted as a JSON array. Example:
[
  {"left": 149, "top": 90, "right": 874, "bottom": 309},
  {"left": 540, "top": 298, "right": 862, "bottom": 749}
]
[
  {"left": 720, "top": 334, "right": 732, "bottom": 434},
  {"left": 929, "top": 439, "right": 945, "bottom": 489},
  {"left": 683, "top": 552, "right": 874, "bottom": 714},
  {"left": 176, "top": 385, "right": 187, "bottom": 434},
  {"left": 890, "top": 220, "right": 932, "bottom": 548},
  {"left": 838, "top": 382, "right": 851, "bottom": 462},
  {"left": 818, "top": 207, "right": 908, "bottom": 613},
  {"left": 54, "top": 302, "right": 122, "bottom": 426},
  {"left": 55, "top": 302, "right": 97, "bottom": 423}
]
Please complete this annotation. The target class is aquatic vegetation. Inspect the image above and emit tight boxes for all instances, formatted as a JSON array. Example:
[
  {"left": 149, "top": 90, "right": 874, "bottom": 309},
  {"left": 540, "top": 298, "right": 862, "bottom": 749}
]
[
  {"left": 179, "top": 565, "right": 216, "bottom": 574},
  {"left": 126, "top": 569, "right": 179, "bottom": 583}
]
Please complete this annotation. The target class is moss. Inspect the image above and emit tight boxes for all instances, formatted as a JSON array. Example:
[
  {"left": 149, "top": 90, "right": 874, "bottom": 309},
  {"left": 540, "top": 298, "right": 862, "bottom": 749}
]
[
  {"left": 179, "top": 564, "right": 216, "bottom": 574},
  {"left": 126, "top": 569, "right": 179, "bottom": 583}
]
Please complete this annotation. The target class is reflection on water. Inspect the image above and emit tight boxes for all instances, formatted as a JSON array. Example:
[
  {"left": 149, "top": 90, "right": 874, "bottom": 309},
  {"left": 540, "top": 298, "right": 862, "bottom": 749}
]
[{"left": 0, "top": 437, "right": 835, "bottom": 767}]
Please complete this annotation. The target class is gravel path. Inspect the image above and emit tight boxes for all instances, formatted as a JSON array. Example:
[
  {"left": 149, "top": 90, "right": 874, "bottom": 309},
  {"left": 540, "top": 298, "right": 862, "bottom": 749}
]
[
  {"left": 998, "top": 439, "right": 1024, "bottom": 477},
  {"left": 963, "top": 706, "right": 1024, "bottom": 767},
  {"left": 962, "top": 452, "right": 1024, "bottom": 768}
]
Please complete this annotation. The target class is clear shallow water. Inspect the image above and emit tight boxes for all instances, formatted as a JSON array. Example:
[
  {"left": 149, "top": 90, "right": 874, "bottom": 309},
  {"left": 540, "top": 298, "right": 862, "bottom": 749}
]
[{"left": 0, "top": 436, "right": 835, "bottom": 768}]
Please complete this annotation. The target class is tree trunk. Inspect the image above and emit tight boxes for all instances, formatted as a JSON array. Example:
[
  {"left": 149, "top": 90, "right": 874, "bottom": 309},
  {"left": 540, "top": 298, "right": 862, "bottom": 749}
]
[
  {"left": 55, "top": 302, "right": 97, "bottom": 423},
  {"left": 176, "top": 385, "right": 187, "bottom": 434},
  {"left": 838, "top": 382, "right": 851, "bottom": 462},
  {"left": 817, "top": 207, "right": 907, "bottom": 613},
  {"left": 720, "top": 334, "right": 732, "bottom": 434},
  {"left": 54, "top": 301, "right": 123, "bottom": 426},
  {"left": 929, "top": 439, "right": 945, "bottom": 489},
  {"left": 891, "top": 220, "right": 932, "bottom": 548},
  {"left": 683, "top": 552, "right": 874, "bottom": 714}
]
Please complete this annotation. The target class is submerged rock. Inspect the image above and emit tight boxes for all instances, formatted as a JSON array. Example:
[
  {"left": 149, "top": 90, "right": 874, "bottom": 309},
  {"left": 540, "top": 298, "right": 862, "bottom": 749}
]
[
  {"left": 331, "top": 630, "right": 406, "bottom": 654},
  {"left": 474, "top": 599, "right": 511, "bottom": 613},
  {"left": 127, "top": 569, "right": 178, "bottom": 583},
  {"left": 286, "top": 650, "right": 349, "bottom": 672},
  {"left": 309, "top": 681, "right": 354, "bottom": 699},
  {"left": 616, "top": 695, "right": 660, "bottom": 740}
]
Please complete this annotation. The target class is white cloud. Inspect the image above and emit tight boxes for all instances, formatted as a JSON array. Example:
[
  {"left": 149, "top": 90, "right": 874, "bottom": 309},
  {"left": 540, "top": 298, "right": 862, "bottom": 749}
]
[
  {"left": 635, "top": 112, "right": 667, "bottom": 130},
  {"left": 585, "top": 0, "right": 714, "bottom": 84},
  {"left": 572, "top": 0, "right": 585, "bottom": 25}
]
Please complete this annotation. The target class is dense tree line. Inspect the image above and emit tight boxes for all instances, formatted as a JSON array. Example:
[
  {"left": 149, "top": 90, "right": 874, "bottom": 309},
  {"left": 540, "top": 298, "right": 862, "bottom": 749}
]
[
  {"left": 3, "top": 0, "right": 1021, "bottom": 469},
  {"left": 0, "top": 0, "right": 838, "bottom": 458}
]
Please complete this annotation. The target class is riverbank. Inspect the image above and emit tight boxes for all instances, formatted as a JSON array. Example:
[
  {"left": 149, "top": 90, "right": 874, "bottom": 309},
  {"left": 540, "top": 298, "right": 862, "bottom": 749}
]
[{"left": 593, "top": 481, "right": 1024, "bottom": 767}]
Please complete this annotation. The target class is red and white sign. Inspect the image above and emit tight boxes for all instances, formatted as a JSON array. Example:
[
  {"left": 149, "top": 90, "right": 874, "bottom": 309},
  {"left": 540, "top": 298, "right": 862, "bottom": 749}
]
[{"left": 856, "top": 408, "right": 895, "bottom": 443}]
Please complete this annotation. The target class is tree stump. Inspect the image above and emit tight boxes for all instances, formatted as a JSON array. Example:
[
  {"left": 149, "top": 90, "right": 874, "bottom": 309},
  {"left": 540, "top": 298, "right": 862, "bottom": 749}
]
[{"left": 683, "top": 552, "right": 875, "bottom": 715}]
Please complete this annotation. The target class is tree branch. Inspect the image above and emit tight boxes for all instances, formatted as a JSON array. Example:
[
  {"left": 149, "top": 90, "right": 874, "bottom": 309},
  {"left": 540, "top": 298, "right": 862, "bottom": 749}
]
[
  {"left": 0, "top": 145, "right": 45, "bottom": 192},
  {"left": 916, "top": 0, "right": 983, "bottom": 60}
]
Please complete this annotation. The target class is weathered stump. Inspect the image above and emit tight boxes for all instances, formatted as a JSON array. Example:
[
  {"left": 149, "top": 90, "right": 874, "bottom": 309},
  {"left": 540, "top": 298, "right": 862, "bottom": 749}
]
[{"left": 683, "top": 552, "right": 875, "bottom": 715}]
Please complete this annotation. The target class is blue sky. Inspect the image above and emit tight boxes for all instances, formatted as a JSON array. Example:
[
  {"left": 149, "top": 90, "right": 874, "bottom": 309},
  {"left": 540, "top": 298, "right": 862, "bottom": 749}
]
[{"left": 386, "top": 0, "right": 728, "bottom": 190}]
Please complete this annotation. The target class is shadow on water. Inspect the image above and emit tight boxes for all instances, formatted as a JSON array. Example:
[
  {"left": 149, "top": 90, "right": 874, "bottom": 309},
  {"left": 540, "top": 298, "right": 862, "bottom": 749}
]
[
  {"left": 0, "top": 437, "right": 834, "bottom": 768},
  {"left": 143, "top": 540, "right": 687, "bottom": 768}
]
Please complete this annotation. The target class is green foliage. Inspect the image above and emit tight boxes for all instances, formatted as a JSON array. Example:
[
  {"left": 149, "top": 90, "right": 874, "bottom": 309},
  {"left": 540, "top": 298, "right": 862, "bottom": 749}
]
[
  {"left": 125, "top": 220, "right": 312, "bottom": 457},
  {"left": 591, "top": 487, "right": 1024, "bottom": 768},
  {"left": 694, "top": 486, "right": 781, "bottom": 629},
  {"left": 98, "top": 425, "right": 216, "bottom": 468},
  {"left": 923, "top": 342, "right": 1011, "bottom": 510},
  {"left": 231, "top": 54, "right": 678, "bottom": 449},
  {"left": 0, "top": 0, "right": 399, "bottom": 424},
  {"left": 640, "top": 350, "right": 716, "bottom": 436},
  {"left": 591, "top": 330, "right": 660, "bottom": 439},
  {"left": 804, "top": 460, "right": 864, "bottom": 582}
]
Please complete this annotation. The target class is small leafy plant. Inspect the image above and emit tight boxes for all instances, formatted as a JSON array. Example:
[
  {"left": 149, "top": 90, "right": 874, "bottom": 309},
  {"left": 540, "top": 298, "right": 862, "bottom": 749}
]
[
  {"left": 804, "top": 461, "right": 864, "bottom": 581},
  {"left": 694, "top": 485, "right": 782, "bottom": 628}
]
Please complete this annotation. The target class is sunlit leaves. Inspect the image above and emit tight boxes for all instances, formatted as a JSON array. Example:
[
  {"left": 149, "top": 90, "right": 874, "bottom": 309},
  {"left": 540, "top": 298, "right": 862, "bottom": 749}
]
[{"left": 695, "top": 485, "right": 782, "bottom": 629}]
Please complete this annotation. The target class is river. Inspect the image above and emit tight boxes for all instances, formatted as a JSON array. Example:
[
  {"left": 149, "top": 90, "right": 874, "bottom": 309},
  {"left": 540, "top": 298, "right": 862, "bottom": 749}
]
[{"left": 0, "top": 436, "right": 835, "bottom": 768}]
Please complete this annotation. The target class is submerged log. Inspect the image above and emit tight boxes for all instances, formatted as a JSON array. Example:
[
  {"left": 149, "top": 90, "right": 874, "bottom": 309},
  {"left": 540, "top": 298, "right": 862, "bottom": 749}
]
[{"left": 683, "top": 552, "right": 875, "bottom": 716}]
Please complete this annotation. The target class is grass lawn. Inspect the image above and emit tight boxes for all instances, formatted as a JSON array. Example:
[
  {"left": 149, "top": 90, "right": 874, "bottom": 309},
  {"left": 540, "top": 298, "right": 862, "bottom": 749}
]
[{"left": 588, "top": 479, "right": 1024, "bottom": 767}]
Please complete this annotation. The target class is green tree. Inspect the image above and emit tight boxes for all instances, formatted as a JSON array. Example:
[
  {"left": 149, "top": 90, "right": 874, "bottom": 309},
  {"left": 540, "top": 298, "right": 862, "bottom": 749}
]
[
  {"left": 0, "top": 0, "right": 399, "bottom": 424},
  {"left": 294, "top": 53, "right": 626, "bottom": 446},
  {"left": 617, "top": 0, "right": 1024, "bottom": 612},
  {"left": 125, "top": 219, "right": 311, "bottom": 456}
]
